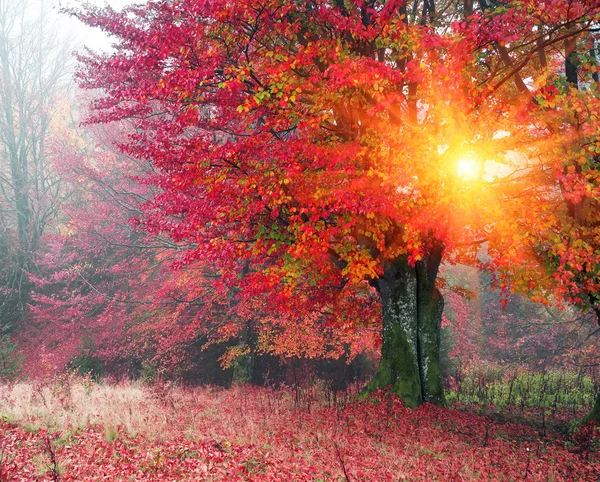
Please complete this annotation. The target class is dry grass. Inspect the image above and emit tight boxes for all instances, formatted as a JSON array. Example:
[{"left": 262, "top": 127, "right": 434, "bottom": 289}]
[
  {"left": 0, "top": 375, "right": 331, "bottom": 444},
  {"left": 0, "top": 377, "right": 164, "bottom": 439}
]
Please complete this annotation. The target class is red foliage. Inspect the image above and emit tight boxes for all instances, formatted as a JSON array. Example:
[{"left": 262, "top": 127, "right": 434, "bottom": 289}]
[
  {"left": 440, "top": 265, "right": 600, "bottom": 376},
  {"left": 23, "top": 116, "right": 379, "bottom": 376},
  {"left": 64, "top": 0, "right": 600, "bottom": 349}
]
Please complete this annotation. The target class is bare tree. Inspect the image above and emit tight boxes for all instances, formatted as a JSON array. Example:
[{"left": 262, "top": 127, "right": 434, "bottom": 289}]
[{"left": 0, "top": 0, "right": 73, "bottom": 330}]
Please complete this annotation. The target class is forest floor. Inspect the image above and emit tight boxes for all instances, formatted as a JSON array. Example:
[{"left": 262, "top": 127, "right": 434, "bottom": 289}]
[{"left": 0, "top": 378, "right": 598, "bottom": 481}]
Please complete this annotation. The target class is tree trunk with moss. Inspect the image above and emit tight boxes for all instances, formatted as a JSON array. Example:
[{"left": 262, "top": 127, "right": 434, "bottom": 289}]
[
  {"left": 231, "top": 320, "right": 256, "bottom": 385},
  {"left": 232, "top": 348, "right": 254, "bottom": 385},
  {"left": 364, "top": 247, "right": 445, "bottom": 407},
  {"left": 583, "top": 391, "right": 600, "bottom": 423}
]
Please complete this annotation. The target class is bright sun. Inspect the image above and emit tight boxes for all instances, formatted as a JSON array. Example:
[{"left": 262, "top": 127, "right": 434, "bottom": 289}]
[{"left": 457, "top": 156, "right": 479, "bottom": 180}]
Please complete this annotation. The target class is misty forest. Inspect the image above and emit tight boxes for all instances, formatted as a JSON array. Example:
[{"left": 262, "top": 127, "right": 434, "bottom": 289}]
[{"left": 0, "top": 0, "right": 599, "bottom": 479}]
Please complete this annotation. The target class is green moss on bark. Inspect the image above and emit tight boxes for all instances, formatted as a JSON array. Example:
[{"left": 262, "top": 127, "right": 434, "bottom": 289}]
[
  {"left": 417, "top": 256, "right": 445, "bottom": 406},
  {"left": 583, "top": 391, "right": 600, "bottom": 423},
  {"left": 363, "top": 251, "right": 446, "bottom": 408}
]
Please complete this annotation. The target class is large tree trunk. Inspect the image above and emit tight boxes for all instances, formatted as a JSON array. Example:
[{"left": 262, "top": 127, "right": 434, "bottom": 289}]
[{"left": 364, "top": 248, "right": 445, "bottom": 407}]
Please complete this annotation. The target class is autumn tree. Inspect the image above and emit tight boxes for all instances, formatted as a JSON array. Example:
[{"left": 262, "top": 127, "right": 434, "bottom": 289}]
[
  {"left": 71, "top": 0, "right": 600, "bottom": 407},
  {"left": 27, "top": 115, "right": 378, "bottom": 381}
]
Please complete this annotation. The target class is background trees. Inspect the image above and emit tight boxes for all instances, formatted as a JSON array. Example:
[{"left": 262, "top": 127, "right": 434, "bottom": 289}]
[{"left": 0, "top": 0, "right": 72, "bottom": 334}]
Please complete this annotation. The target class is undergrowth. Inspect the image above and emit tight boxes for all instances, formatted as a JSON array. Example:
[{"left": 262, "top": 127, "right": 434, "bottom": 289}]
[{"left": 0, "top": 372, "right": 597, "bottom": 481}]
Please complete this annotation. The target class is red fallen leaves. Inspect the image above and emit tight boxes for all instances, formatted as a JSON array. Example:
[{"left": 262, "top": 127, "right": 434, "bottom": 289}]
[{"left": 0, "top": 388, "right": 597, "bottom": 481}]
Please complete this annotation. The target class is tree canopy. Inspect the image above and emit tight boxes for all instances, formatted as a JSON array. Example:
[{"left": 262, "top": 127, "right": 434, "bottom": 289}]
[{"left": 69, "top": 0, "right": 600, "bottom": 405}]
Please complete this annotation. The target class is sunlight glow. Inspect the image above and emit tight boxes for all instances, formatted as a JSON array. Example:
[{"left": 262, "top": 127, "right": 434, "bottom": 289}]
[{"left": 457, "top": 156, "right": 480, "bottom": 181}]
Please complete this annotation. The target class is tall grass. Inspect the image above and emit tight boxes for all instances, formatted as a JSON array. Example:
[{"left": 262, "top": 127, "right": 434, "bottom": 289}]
[
  {"left": 0, "top": 373, "right": 359, "bottom": 444},
  {"left": 446, "top": 364, "right": 597, "bottom": 432},
  {"left": 448, "top": 365, "right": 596, "bottom": 410},
  {"left": 0, "top": 365, "right": 595, "bottom": 443},
  {"left": 0, "top": 375, "right": 164, "bottom": 440}
]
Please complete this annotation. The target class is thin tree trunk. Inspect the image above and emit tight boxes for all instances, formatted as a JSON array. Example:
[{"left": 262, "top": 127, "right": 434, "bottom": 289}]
[
  {"left": 583, "top": 390, "right": 600, "bottom": 423},
  {"left": 537, "top": 36, "right": 548, "bottom": 69},
  {"left": 464, "top": 0, "right": 473, "bottom": 16},
  {"left": 232, "top": 348, "right": 254, "bottom": 385},
  {"left": 590, "top": 47, "right": 599, "bottom": 83},
  {"left": 565, "top": 36, "right": 579, "bottom": 88},
  {"left": 232, "top": 323, "right": 256, "bottom": 385}
]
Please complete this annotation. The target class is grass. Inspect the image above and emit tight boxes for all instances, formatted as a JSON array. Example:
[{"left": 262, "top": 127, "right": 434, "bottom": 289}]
[
  {"left": 0, "top": 377, "right": 160, "bottom": 439},
  {"left": 0, "top": 374, "right": 597, "bottom": 480},
  {"left": 446, "top": 364, "right": 598, "bottom": 435},
  {"left": 447, "top": 365, "right": 596, "bottom": 410},
  {"left": 0, "top": 375, "right": 346, "bottom": 444}
]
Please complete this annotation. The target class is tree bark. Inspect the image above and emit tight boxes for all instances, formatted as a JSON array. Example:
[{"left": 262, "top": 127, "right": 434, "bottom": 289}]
[
  {"left": 232, "top": 348, "right": 254, "bottom": 385},
  {"left": 565, "top": 36, "right": 579, "bottom": 88},
  {"left": 416, "top": 246, "right": 445, "bottom": 405},
  {"left": 583, "top": 390, "right": 600, "bottom": 423},
  {"left": 363, "top": 249, "right": 445, "bottom": 407},
  {"left": 231, "top": 324, "right": 256, "bottom": 385}
]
